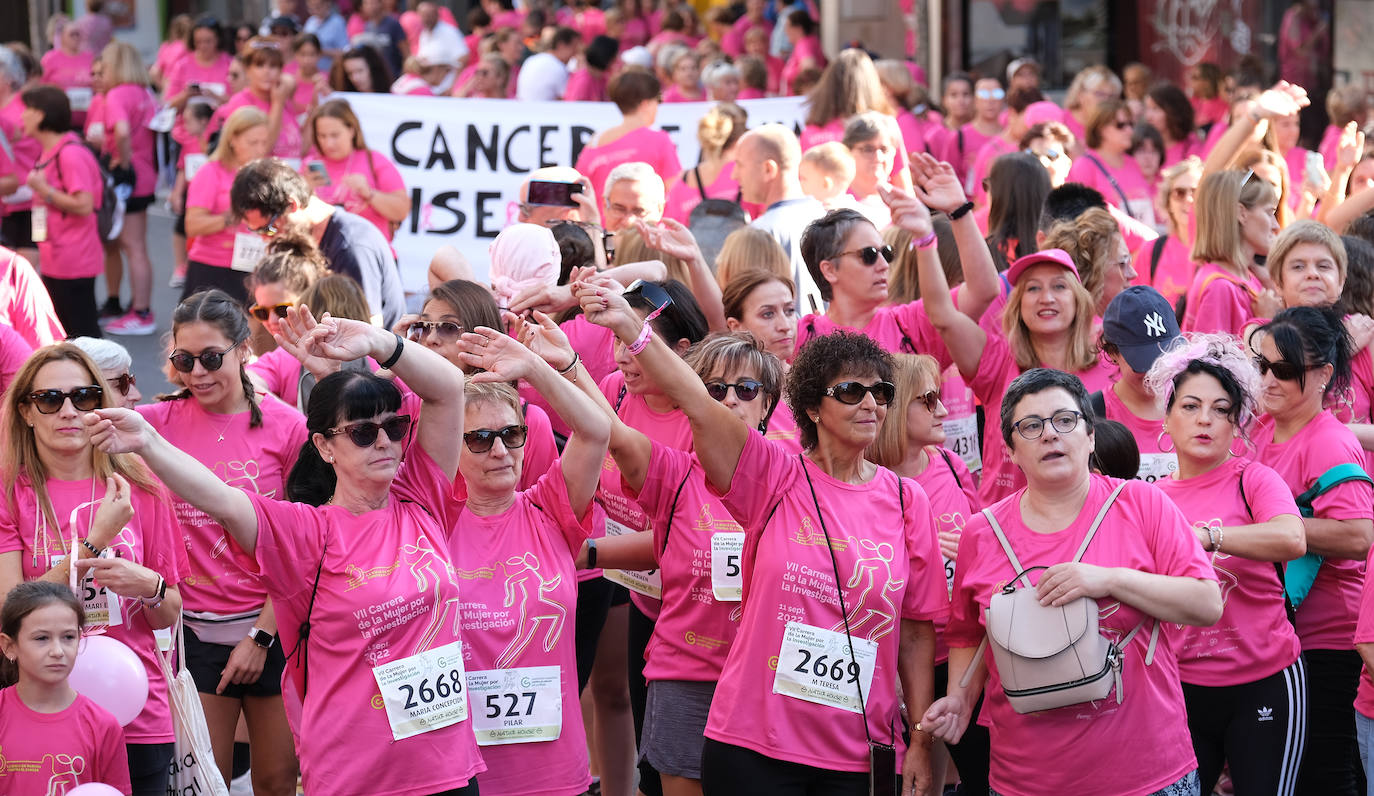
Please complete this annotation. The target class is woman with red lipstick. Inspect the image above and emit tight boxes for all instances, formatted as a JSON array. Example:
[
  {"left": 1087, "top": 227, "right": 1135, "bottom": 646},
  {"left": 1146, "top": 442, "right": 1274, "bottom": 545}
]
[
  {"left": 136, "top": 290, "right": 305, "bottom": 795},
  {"left": 1148, "top": 333, "right": 1307, "bottom": 796},
  {"left": 1250, "top": 305, "right": 1374, "bottom": 794}
]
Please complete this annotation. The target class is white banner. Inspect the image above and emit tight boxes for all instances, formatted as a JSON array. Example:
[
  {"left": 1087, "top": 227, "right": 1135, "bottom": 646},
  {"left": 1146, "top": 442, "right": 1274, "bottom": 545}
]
[{"left": 342, "top": 93, "right": 809, "bottom": 296}]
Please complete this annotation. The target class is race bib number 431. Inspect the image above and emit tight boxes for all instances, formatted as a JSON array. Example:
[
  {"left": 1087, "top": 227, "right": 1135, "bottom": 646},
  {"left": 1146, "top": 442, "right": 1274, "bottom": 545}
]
[
  {"left": 371, "top": 640, "right": 468, "bottom": 741},
  {"left": 772, "top": 622, "right": 877, "bottom": 714}
]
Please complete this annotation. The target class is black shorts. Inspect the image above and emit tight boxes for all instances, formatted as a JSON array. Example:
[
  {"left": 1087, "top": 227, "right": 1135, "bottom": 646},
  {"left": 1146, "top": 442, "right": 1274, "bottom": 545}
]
[
  {"left": 126, "top": 194, "right": 155, "bottom": 214},
  {"left": 1, "top": 211, "right": 34, "bottom": 249},
  {"left": 184, "top": 625, "right": 287, "bottom": 699}
]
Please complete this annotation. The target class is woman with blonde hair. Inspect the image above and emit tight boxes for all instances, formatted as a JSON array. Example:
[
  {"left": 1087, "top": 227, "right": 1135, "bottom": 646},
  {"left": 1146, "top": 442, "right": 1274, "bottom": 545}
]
[
  {"left": 1042, "top": 206, "right": 1136, "bottom": 317},
  {"left": 664, "top": 102, "right": 750, "bottom": 224},
  {"left": 97, "top": 41, "right": 160, "bottom": 337},
  {"left": 183, "top": 106, "right": 271, "bottom": 303},
  {"left": 301, "top": 98, "right": 410, "bottom": 242},
  {"left": 1137, "top": 156, "right": 1203, "bottom": 307},
  {"left": 799, "top": 49, "right": 912, "bottom": 190},
  {"left": 0, "top": 343, "right": 188, "bottom": 796},
  {"left": 1182, "top": 169, "right": 1282, "bottom": 336},
  {"left": 714, "top": 227, "right": 789, "bottom": 289},
  {"left": 1062, "top": 64, "right": 1122, "bottom": 154}
]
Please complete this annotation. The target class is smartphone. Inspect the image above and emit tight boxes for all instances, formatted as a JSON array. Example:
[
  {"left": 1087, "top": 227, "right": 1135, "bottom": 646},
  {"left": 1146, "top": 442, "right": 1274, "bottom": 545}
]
[
  {"left": 307, "top": 161, "right": 331, "bottom": 185},
  {"left": 188, "top": 82, "right": 201, "bottom": 93},
  {"left": 1305, "top": 149, "right": 1327, "bottom": 189},
  {"left": 526, "top": 180, "right": 583, "bottom": 207}
]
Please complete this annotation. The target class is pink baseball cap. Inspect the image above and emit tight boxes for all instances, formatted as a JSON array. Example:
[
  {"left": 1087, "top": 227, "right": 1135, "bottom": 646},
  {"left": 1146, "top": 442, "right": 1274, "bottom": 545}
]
[
  {"left": 1005, "top": 248, "right": 1080, "bottom": 287},
  {"left": 1023, "top": 100, "right": 1065, "bottom": 128}
]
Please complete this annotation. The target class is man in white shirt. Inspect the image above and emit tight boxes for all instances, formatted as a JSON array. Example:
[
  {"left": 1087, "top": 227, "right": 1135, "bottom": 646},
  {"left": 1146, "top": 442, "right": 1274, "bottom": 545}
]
[
  {"left": 736, "top": 124, "right": 827, "bottom": 313},
  {"left": 515, "top": 27, "right": 583, "bottom": 101},
  {"left": 417, "top": 1, "right": 469, "bottom": 70}
]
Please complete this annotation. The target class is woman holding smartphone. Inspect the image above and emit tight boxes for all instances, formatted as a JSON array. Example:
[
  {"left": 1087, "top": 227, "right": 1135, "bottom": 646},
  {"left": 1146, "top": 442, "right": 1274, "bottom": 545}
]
[{"left": 301, "top": 98, "right": 409, "bottom": 242}]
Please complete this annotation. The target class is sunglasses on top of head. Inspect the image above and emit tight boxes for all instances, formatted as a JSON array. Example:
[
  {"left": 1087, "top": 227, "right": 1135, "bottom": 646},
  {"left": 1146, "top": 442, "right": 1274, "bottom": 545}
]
[
  {"left": 824, "top": 380, "right": 895, "bottom": 406},
  {"left": 26, "top": 386, "right": 104, "bottom": 414},
  {"left": 325, "top": 415, "right": 413, "bottom": 447}
]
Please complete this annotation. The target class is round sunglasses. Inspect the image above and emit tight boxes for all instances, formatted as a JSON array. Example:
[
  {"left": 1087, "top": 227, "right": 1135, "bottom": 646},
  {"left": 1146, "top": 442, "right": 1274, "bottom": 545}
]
[
  {"left": 248, "top": 302, "right": 293, "bottom": 322},
  {"left": 405, "top": 320, "right": 464, "bottom": 343},
  {"left": 325, "top": 415, "right": 413, "bottom": 447},
  {"left": 463, "top": 424, "right": 528, "bottom": 454},
  {"left": 169, "top": 342, "right": 240, "bottom": 374},
  {"left": 26, "top": 386, "right": 104, "bottom": 414},
  {"left": 705, "top": 380, "right": 763, "bottom": 402},
  {"left": 824, "top": 381, "right": 895, "bottom": 406},
  {"left": 109, "top": 372, "right": 136, "bottom": 396}
]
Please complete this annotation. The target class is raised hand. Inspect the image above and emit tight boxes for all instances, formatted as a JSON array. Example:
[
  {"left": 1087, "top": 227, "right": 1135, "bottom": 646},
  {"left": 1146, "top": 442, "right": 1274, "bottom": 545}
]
[
  {"left": 83, "top": 408, "right": 153, "bottom": 456},
  {"left": 514, "top": 310, "right": 577, "bottom": 370},
  {"left": 1254, "top": 80, "right": 1310, "bottom": 121},
  {"left": 1337, "top": 122, "right": 1365, "bottom": 173},
  {"left": 299, "top": 309, "right": 382, "bottom": 362},
  {"left": 456, "top": 325, "right": 539, "bottom": 383},
  {"left": 879, "top": 183, "right": 935, "bottom": 239},
  {"left": 906, "top": 152, "right": 968, "bottom": 214},
  {"left": 574, "top": 279, "right": 640, "bottom": 339},
  {"left": 635, "top": 217, "right": 702, "bottom": 263}
]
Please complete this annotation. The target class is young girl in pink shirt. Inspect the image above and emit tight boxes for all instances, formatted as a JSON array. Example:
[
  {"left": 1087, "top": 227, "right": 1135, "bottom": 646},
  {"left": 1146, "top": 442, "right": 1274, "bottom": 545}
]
[
  {"left": 300, "top": 99, "right": 410, "bottom": 242},
  {"left": 0, "top": 581, "right": 131, "bottom": 795},
  {"left": 1148, "top": 333, "right": 1307, "bottom": 796},
  {"left": 85, "top": 310, "right": 487, "bottom": 796},
  {"left": 184, "top": 106, "right": 271, "bottom": 304},
  {"left": 1251, "top": 306, "right": 1374, "bottom": 794},
  {"left": 137, "top": 290, "right": 306, "bottom": 795},
  {"left": 1182, "top": 169, "right": 1281, "bottom": 336},
  {"left": 0, "top": 343, "right": 189, "bottom": 796}
]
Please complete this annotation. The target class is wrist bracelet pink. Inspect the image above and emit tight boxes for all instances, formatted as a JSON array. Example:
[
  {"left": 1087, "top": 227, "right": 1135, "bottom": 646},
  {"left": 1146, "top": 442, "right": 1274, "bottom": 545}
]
[
  {"left": 627, "top": 322, "right": 654, "bottom": 355},
  {"left": 912, "top": 231, "right": 938, "bottom": 250}
]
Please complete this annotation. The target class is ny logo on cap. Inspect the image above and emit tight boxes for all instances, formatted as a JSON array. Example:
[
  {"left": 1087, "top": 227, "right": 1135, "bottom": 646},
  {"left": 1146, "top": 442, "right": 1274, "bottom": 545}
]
[{"left": 1143, "top": 311, "right": 1167, "bottom": 337}]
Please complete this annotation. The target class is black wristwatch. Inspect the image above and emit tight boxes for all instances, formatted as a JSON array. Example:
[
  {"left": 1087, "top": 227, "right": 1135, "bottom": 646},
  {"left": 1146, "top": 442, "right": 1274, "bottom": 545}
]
[{"left": 248, "top": 627, "right": 276, "bottom": 649}]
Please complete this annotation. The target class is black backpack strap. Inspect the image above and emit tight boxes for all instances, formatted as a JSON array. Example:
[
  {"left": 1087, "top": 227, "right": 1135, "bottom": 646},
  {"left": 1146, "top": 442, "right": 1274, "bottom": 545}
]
[
  {"left": 937, "top": 447, "right": 964, "bottom": 491},
  {"left": 1089, "top": 390, "right": 1107, "bottom": 419},
  {"left": 660, "top": 467, "right": 694, "bottom": 554},
  {"left": 1237, "top": 465, "right": 1297, "bottom": 625},
  {"left": 1150, "top": 234, "right": 1168, "bottom": 282},
  {"left": 287, "top": 542, "right": 328, "bottom": 697}
]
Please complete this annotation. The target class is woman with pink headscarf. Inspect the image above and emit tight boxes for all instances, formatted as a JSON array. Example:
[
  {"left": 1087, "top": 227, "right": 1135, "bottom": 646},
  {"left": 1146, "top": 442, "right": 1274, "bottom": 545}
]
[{"left": 489, "top": 223, "right": 561, "bottom": 311}]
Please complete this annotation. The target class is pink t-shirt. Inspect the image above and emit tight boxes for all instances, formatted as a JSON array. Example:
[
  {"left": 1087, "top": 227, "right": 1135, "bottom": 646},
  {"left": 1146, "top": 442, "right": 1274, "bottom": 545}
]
[
  {"left": 137, "top": 394, "right": 307, "bottom": 616},
  {"left": 1284, "top": 147, "right": 1311, "bottom": 210},
  {"left": 33, "top": 134, "right": 104, "bottom": 280},
  {"left": 661, "top": 84, "right": 705, "bottom": 103},
  {"left": 449, "top": 466, "right": 593, "bottom": 796},
  {"left": 721, "top": 15, "right": 769, "bottom": 56},
  {"left": 1133, "top": 234, "right": 1194, "bottom": 309},
  {"left": 940, "top": 365, "right": 982, "bottom": 476},
  {"left": 796, "top": 300, "right": 950, "bottom": 365},
  {"left": 946, "top": 476, "right": 1214, "bottom": 796},
  {"left": 40, "top": 48, "right": 94, "bottom": 91},
  {"left": 968, "top": 135, "right": 1015, "bottom": 203},
  {"left": 915, "top": 445, "right": 979, "bottom": 664},
  {"left": 563, "top": 68, "right": 608, "bottom": 103},
  {"left": 1156, "top": 458, "right": 1302, "bottom": 684},
  {"left": 0, "top": 316, "right": 33, "bottom": 393},
  {"left": 1066, "top": 151, "right": 1157, "bottom": 227},
  {"left": 101, "top": 84, "right": 158, "bottom": 197},
  {"left": 1180, "top": 263, "right": 1261, "bottom": 337},
  {"left": 0, "top": 689, "right": 131, "bottom": 794},
  {"left": 1331, "top": 347, "right": 1374, "bottom": 451},
  {"left": 630, "top": 443, "right": 744, "bottom": 681},
  {"left": 596, "top": 371, "right": 693, "bottom": 615},
  {"left": 1192, "top": 96, "right": 1229, "bottom": 129},
  {"left": 1353, "top": 546, "right": 1374, "bottom": 716},
  {"left": 165, "top": 53, "right": 234, "bottom": 147},
  {"left": 703, "top": 432, "right": 947, "bottom": 770},
  {"left": 555, "top": 6, "right": 606, "bottom": 41},
  {"left": 245, "top": 442, "right": 486, "bottom": 795},
  {"left": 211, "top": 89, "right": 302, "bottom": 160},
  {"left": 1252, "top": 411, "right": 1374, "bottom": 650},
  {"left": 764, "top": 401, "right": 804, "bottom": 454},
  {"left": 186, "top": 159, "right": 253, "bottom": 267},
  {"left": 0, "top": 246, "right": 66, "bottom": 347},
  {"left": 780, "top": 36, "right": 825, "bottom": 95},
  {"left": 799, "top": 118, "right": 910, "bottom": 187},
  {"left": 1102, "top": 386, "right": 1177, "bottom": 482},
  {"left": 574, "top": 126, "right": 682, "bottom": 200},
  {"left": 154, "top": 40, "right": 187, "bottom": 78},
  {"left": 0, "top": 95, "right": 39, "bottom": 215},
  {"left": 1163, "top": 135, "right": 1205, "bottom": 170},
  {"left": 247, "top": 346, "right": 304, "bottom": 408},
  {"left": 84, "top": 93, "right": 105, "bottom": 140},
  {"left": 1320, "top": 124, "right": 1343, "bottom": 173},
  {"left": 0, "top": 476, "right": 187, "bottom": 744},
  {"left": 303, "top": 148, "right": 407, "bottom": 241},
  {"left": 663, "top": 161, "right": 745, "bottom": 224}
]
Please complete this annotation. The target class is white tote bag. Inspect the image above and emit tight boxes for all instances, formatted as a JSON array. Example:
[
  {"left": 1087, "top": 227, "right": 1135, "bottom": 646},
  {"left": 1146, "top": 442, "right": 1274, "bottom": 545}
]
[{"left": 160, "top": 618, "right": 231, "bottom": 796}]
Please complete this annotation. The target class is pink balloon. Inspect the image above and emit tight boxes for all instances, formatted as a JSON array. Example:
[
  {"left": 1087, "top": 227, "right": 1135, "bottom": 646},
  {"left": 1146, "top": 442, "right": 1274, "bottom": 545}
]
[
  {"left": 67, "top": 785, "right": 125, "bottom": 795},
  {"left": 69, "top": 634, "right": 148, "bottom": 726}
]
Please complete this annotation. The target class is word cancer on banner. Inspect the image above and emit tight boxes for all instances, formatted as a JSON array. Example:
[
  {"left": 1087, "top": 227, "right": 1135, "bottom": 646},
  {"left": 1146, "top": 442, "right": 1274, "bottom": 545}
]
[{"left": 341, "top": 93, "right": 809, "bottom": 295}]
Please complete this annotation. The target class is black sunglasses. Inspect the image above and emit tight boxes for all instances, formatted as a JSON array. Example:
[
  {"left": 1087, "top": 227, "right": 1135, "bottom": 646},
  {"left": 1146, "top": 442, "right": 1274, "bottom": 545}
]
[
  {"left": 705, "top": 379, "right": 763, "bottom": 402},
  {"left": 1254, "top": 355, "right": 1306, "bottom": 382},
  {"left": 834, "top": 245, "right": 895, "bottom": 266},
  {"left": 406, "top": 320, "right": 464, "bottom": 343},
  {"left": 463, "top": 424, "right": 528, "bottom": 454},
  {"left": 248, "top": 302, "right": 292, "bottom": 321},
  {"left": 169, "top": 342, "right": 240, "bottom": 373},
  {"left": 325, "top": 415, "right": 413, "bottom": 447},
  {"left": 824, "top": 380, "right": 895, "bottom": 406},
  {"left": 27, "top": 386, "right": 104, "bottom": 414},
  {"left": 110, "top": 372, "right": 136, "bottom": 396},
  {"left": 623, "top": 279, "right": 673, "bottom": 325}
]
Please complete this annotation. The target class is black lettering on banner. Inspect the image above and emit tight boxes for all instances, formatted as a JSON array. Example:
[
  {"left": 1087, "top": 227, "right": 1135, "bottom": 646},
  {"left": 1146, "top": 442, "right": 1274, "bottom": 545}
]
[
  {"left": 427, "top": 126, "right": 456, "bottom": 170},
  {"left": 468, "top": 125, "right": 499, "bottom": 171},
  {"left": 391, "top": 121, "right": 424, "bottom": 167},
  {"left": 503, "top": 125, "right": 532, "bottom": 174},
  {"left": 570, "top": 126, "right": 594, "bottom": 165},
  {"left": 538, "top": 125, "right": 559, "bottom": 168},
  {"left": 428, "top": 191, "right": 467, "bottom": 234},
  {"left": 476, "top": 191, "right": 502, "bottom": 238}
]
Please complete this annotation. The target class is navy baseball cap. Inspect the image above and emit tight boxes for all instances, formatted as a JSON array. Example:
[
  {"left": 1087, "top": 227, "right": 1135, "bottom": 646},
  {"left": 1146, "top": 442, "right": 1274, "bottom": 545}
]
[{"left": 1101, "top": 286, "right": 1182, "bottom": 373}]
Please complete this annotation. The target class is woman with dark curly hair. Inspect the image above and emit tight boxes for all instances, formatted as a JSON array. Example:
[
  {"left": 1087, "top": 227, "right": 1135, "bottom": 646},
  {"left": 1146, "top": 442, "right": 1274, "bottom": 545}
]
[{"left": 574, "top": 277, "right": 945, "bottom": 794}]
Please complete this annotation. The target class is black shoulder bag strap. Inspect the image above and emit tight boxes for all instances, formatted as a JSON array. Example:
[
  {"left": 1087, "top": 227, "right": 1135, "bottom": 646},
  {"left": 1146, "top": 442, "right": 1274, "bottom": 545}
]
[
  {"left": 693, "top": 165, "right": 708, "bottom": 202},
  {"left": 1088, "top": 390, "right": 1107, "bottom": 419},
  {"left": 1084, "top": 152, "right": 1137, "bottom": 219},
  {"left": 286, "top": 542, "right": 329, "bottom": 697},
  {"left": 801, "top": 455, "right": 897, "bottom": 795},
  {"left": 937, "top": 447, "right": 964, "bottom": 492},
  {"left": 1150, "top": 234, "right": 1169, "bottom": 282},
  {"left": 659, "top": 467, "right": 694, "bottom": 555},
  {"left": 614, "top": 384, "right": 627, "bottom": 412},
  {"left": 1237, "top": 465, "right": 1297, "bottom": 625}
]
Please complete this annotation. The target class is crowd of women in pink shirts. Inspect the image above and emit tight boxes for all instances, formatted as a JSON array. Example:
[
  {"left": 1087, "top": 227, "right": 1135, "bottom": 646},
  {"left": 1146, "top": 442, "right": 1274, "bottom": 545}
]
[{"left": 11, "top": 4, "right": 1374, "bottom": 796}]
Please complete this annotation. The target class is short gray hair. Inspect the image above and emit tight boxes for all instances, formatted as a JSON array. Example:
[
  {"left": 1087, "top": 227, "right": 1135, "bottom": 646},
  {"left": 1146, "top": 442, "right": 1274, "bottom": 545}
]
[
  {"left": 68, "top": 337, "right": 133, "bottom": 373},
  {"left": 657, "top": 43, "right": 691, "bottom": 76},
  {"left": 0, "top": 47, "right": 25, "bottom": 90},
  {"left": 842, "top": 111, "right": 898, "bottom": 150},
  {"left": 603, "top": 161, "right": 664, "bottom": 202},
  {"left": 702, "top": 60, "right": 740, "bottom": 90}
]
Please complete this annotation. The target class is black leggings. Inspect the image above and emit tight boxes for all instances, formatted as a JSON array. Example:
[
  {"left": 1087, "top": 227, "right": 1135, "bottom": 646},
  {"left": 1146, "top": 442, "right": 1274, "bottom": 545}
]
[
  {"left": 1182, "top": 656, "right": 1307, "bottom": 796},
  {"left": 932, "top": 661, "right": 990, "bottom": 794},
  {"left": 630, "top": 601, "right": 661, "bottom": 796},
  {"left": 575, "top": 577, "right": 616, "bottom": 692},
  {"left": 1297, "top": 648, "right": 1365, "bottom": 796},
  {"left": 428, "top": 782, "right": 479, "bottom": 796},
  {"left": 127, "top": 742, "right": 174, "bottom": 796},
  {"left": 700, "top": 738, "right": 870, "bottom": 796}
]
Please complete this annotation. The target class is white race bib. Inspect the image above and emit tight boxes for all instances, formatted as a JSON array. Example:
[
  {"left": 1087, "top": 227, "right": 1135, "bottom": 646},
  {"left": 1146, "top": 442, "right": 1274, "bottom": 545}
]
[
  {"left": 230, "top": 232, "right": 267, "bottom": 273},
  {"left": 1125, "top": 198, "right": 1157, "bottom": 228},
  {"left": 370, "top": 639, "right": 468, "bottom": 741},
  {"left": 942, "top": 413, "right": 982, "bottom": 474},
  {"left": 467, "top": 665, "right": 562, "bottom": 746},
  {"left": 943, "top": 555, "right": 956, "bottom": 594},
  {"left": 600, "top": 517, "right": 661, "bottom": 599},
  {"left": 184, "top": 153, "right": 208, "bottom": 181},
  {"left": 31, "top": 204, "right": 47, "bottom": 243},
  {"left": 710, "top": 532, "right": 744, "bottom": 602},
  {"left": 52, "top": 552, "right": 122, "bottom": 629},
  {"left": 199, "top": 82, "right": 226, "bottom": 98},
  {"left": 65, "top": 87, "right": 93, "bottom": 111},
  {"left": 1137, "top": 452, "right": 1179, "bottom": 484},
  {"left": 148, "top": 106, "right": 176, "bottom": 133},
  {"left": 772, "top": 621, "right": 877, "bottom": 714}
]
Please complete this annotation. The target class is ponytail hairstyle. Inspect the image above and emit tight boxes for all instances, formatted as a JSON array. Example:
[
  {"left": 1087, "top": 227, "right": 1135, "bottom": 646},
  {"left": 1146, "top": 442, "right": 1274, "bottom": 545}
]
[
  {"left": 287, "top": 371, "right": 404, "bottom": 505},
  {"left": 249, "top": 234, "right": 329, "bottom": 297},
  {"left": 161, "top": 289, "right": 263, "bottom": 428},
  {"left": 1256, "top": 304, "right": 1354, "bottom": 397},
  {"left": 0, "top": 581, "right": 85, "bottom": 686}
]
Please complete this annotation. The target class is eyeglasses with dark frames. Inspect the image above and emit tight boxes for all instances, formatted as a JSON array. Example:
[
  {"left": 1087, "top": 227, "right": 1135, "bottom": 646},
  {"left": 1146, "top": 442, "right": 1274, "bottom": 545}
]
[
  {"left": 1012, "top": 409, "right": 1083, "bottom": 440},
  {"left": 325, "top": 415, "right": 413, "bottom": 447}
]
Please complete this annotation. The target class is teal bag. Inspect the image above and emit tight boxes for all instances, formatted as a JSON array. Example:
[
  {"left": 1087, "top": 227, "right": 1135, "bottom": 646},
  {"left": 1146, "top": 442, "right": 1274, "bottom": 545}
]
[{"left": 1284, "top": 462, "right": 1373, "bottom": 608}]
